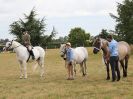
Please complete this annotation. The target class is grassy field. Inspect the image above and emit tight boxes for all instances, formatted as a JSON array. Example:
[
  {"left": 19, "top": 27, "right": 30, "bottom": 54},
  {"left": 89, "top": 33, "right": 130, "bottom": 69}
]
[{"left": 0, "top": 48, "right": 133, "bottom": 99}]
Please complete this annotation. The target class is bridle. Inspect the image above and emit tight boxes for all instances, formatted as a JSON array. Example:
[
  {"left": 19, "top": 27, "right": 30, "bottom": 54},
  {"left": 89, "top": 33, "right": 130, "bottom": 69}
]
[
  {"left": 6, "top": 40, "right": 22, "bottom": 50},
  {"left": 93, "top": 39, "right": 103, "bottom": 51},
  {"left": 93, "top": 47, "right": 101, "bottom": 51},
  {"left": 61, "top": 47, "right": 67, "bottom": 56},
  {"left": 6, "top": 40, "right": 13, "bottom": 50}
]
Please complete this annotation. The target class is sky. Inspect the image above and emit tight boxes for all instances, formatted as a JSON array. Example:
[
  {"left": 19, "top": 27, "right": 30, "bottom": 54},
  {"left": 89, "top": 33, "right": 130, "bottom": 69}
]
[{"left": 0, "top": 0, "right": 123, "bottom": 39}]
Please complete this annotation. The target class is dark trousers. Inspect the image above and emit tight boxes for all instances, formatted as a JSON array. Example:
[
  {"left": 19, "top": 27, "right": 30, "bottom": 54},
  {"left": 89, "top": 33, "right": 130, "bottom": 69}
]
[
  {"left": 26, "top": 46, "right": 35, "bottom": 60},
  {"left": 110, "top": 56, "right": 120, "bottom": 81}
]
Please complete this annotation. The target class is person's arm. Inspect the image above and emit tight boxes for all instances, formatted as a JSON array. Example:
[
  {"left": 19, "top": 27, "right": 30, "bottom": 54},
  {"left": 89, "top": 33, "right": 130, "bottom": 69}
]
[
  {"left": 109, "top": 43, "right": 113, "bottom": 54},
  {"left": 27, "top": 34, "right": 31, "bottom": 45},
  {"left": 69, "top": 49, "right": 73, "bottom": 65},
  {"left": 29, "top": 35, "right": 31, "bottom": 40}
]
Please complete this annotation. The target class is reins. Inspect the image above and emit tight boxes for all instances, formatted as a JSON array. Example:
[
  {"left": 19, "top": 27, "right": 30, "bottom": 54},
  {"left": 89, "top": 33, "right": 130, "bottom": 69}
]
[
  {"left": 12, "top": 45, "right": 22, "bottom": 49},
  {"left": 7, "top": 40, "right": 22, "bottom": 49}
]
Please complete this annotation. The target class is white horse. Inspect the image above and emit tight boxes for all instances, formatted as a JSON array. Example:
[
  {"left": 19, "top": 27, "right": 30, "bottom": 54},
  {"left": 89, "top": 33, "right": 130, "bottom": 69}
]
[
  {"left": 5, "top": 40, "right": 45, "bottom": 79},
  {"left": 60, "top": 44, "right": 88, "bottom": 76}
]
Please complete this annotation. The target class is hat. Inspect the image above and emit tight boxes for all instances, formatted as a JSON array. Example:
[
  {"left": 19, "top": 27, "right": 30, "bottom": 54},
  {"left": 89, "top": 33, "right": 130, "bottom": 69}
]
[{"left": 66, "top": 42, "right": 71, "bottom": 46}]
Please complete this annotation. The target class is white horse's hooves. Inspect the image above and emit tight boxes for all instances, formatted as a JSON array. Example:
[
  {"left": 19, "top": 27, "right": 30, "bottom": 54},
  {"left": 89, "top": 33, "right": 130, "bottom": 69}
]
[
  {"left": 20, "top": 76, "right": 23, "bottom": 79},
  {"left": 24, "top": 77, "right": 27, "bottom": 79}
]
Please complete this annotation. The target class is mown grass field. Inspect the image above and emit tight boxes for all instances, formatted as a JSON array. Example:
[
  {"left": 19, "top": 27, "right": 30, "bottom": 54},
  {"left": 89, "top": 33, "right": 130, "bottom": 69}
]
[{"left": 0, "top": 48, "right": 133, "bottom": 99}]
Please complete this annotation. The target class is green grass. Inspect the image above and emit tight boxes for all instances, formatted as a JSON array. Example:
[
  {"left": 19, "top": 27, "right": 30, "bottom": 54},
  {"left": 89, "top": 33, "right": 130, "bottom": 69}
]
[{"left": 0, "top": 48, "right": 133, "bottom": 99}]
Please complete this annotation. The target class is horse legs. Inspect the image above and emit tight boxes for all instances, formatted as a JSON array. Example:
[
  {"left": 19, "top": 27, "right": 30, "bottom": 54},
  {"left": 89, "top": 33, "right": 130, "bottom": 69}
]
[
  {"left": 70, "top": 63, "right": 74, "bottom": 79},
  {"left": 83, "top": 60, "right": 87, "bottom": 76},
  {"left": 80, "top": 62, "right": 85, "bottom": 76},
  {"left": 106, "top": 61, "right": 110, "bottom": 80},
  {"left": 125, "top": 56, "right": 129, "bottom": 77},
  {"left": 22, "top": 61, "right": 27, "bottom": 79},
  {"left": 115, "top": 59, "right": 120, "bottom": 81},
  {"left": 19, "top": 61, "right": 23, "bottom": 79},
  {"left": 38, "top": 58, "right": 44, "bottom": 78},
  {"left": 120, "top": 60, "right": 126, "bottom": 77},
  {"left": 73, "top": 63, "right": 76, "bottom": 76}
]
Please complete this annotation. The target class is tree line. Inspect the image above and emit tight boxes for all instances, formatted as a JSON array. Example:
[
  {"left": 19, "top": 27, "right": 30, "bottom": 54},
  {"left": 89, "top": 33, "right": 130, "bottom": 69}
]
[
  {"left": 1, "top": 0, "right": 133, "bottom": 49},
  {"left": 9, "top": 8, "right": 92, "bottom": 48}
]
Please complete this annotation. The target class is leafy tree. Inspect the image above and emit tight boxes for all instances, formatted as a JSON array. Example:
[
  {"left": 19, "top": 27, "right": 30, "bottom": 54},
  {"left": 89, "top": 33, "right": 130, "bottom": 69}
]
[
  {"left": 10, "top": 8, "right": 55, "bottom": 47},
  {"left": 0, "top": 39, "right": 9, "bottom": 45},
  {"left": 56, "top": 36, "right": 68, "bottom": 43},
  {"left": 110, "top": 0, "right": 133, "bottom": 44},
  {"left": 43, "top": 27, "right": 57, "bottom": 45},
  {"left": 68, "top": 27, "right": 90, "bottom": 47},
  {"left": 99, "top": 29, "right": 109, "bottom": 39}
]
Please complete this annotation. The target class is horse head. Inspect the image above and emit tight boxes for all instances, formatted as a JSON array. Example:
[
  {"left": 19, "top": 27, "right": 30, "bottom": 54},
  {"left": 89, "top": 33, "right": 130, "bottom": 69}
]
[
  {"left": 59, "top": 44, "right": 67, "bottom": 58},
  {"left": 5, "top": 40, "right": 14, "bottom": 50},
  {"left": 93, "top": 37, "right": 102, "bottom": 54},
  {"left": 5, "top": 40, "right": 21, "bottom": 51},
  {"left": 93, "top": 37, "right": 108, "bottom": 54}
]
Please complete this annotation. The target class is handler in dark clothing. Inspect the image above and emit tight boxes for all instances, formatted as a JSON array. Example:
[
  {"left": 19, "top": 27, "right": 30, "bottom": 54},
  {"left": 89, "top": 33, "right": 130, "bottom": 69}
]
[
  {"left": 107, "top": 35, "right": 120, "bottom": 82},
  {"left": 22, "top": 30, "right": 35, "bottom": 60}
]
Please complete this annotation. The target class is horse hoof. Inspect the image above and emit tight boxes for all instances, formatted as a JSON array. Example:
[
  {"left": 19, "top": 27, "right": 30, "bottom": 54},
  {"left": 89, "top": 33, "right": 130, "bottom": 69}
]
[
  {"left": 67, "top": 78, "right": 74, "bottom": 80},
  {"left": 82, "top": 74, "right": 86, "bottom": 77},
  {"left": 67, "top": 78, "right": 71, "bottom": 80},
  {"left": 117, "top": 78, "right": 120, "bottom": 81},
  {"left": 24, "top": 77, "right": 27, "bottom": 79},
  {"left": 106, "top": 77, "right": 110, "bottom": 80},
  {"left": 123, "top": 74, "right": 127, "bottom": 77},
  {"left": 20, "top": 77, "right": 23, "bottom": 79},
  {"left": 70, "top": 78, "right": 74, "bottom": 80}
]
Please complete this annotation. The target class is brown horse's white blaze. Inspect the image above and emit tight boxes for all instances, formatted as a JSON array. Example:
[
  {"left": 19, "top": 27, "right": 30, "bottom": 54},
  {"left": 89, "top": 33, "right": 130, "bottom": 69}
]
[{"left": 93, "top": 38, "right": 131, "bottom": 80}]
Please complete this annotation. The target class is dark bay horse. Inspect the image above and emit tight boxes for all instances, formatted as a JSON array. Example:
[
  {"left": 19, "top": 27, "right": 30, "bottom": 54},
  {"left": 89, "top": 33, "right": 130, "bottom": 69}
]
[{"left": 93, "top": 37, "right": 131, "bottom": 80}]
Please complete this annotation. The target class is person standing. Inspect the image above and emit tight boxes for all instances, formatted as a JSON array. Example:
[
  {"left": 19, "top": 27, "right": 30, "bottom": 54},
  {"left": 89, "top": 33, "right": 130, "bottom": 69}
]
[
  {"left": 22, "top": 30, "right": 35, "bottom": 60},
  {"left": 65, "top": 42, "right": 74, "bottom": 80},
  {"left": 107, "top": 35, "right": 120, "bottom": 82}
]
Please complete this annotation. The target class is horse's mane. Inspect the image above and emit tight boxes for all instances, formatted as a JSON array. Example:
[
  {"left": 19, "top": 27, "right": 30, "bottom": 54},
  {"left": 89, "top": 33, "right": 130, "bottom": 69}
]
[
  {"left": 12, "top": 40, "right": 26, "bottom": 48},
  {"left": 13, "top": 40, "right": 21, "bottom": 44},
  {"left": 100, "top": 38, "right": 109, "bottom": 47}
]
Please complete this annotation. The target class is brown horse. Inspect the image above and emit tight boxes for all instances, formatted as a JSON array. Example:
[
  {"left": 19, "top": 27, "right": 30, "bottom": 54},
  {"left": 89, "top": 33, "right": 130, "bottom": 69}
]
[{"left": 93, "top": 37, "right": 131, "bottom": 80}]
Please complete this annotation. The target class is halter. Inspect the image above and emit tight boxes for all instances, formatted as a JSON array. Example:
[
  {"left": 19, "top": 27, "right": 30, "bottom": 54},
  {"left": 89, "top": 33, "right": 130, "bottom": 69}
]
[
  {"left": 93, "top": 47, "right": 101, "bottom": 51},
  {"left": 61, "top": 48, "right": 67, "bottom": 55},
  {"left": 6, "top": 40, "right": 13, "bottom": 50},
  {"left": 6, "top": 40, "right": 22, "bottom": 50},
  {"left": 93, "top": 38, "right": 104, "bottom": 51}
]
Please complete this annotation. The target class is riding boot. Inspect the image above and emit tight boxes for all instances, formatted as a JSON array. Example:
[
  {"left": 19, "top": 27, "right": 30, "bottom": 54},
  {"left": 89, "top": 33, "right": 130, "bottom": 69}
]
[{"left": 29, "top": 50, "right": 35, "bottom": 60}]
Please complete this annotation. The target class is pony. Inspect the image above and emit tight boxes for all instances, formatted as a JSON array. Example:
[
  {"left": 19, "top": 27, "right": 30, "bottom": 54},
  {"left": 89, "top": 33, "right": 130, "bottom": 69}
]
[
  {"left": 60, "top": 44, "right": 88, "bottom": 76},
  {"left": 5, "top": 40, "right": 45, "bottom": 79},
  {"left": 93, "top": 37, "right": 131, "bottom": 80}
]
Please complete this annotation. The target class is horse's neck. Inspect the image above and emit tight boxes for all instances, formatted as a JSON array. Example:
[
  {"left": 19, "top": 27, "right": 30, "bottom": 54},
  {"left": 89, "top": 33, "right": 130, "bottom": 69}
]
[
  {"left": 12, "top": 41, "right": 21, "bottom": 48},
  {"left": 13, "top": 42, "right": 27, "bottom": 54},
  {"left": 101, "top": 46, "right": 109, "bottom": 56},
  {"left": 101, "top": 39, "right": 110, "bottom": 56}
]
